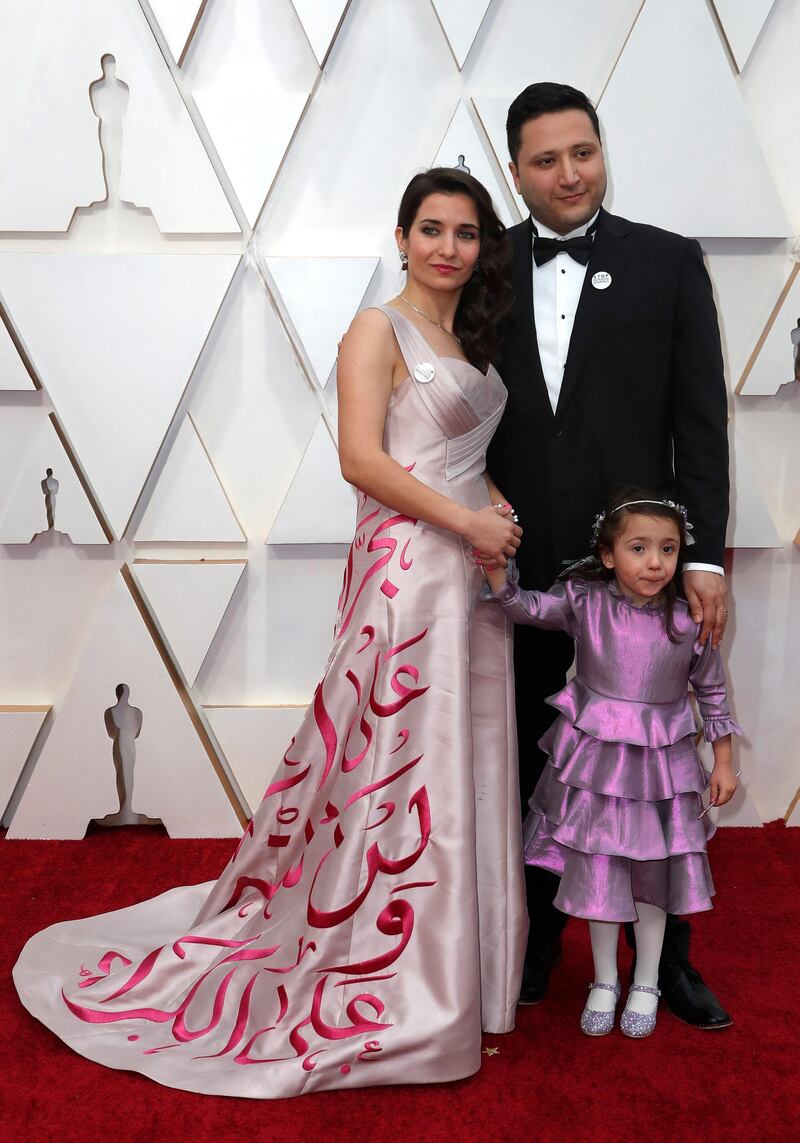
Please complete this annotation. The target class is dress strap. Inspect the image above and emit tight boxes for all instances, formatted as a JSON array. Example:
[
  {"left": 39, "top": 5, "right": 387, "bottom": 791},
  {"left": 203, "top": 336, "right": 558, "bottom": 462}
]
[
  {"left": 372, "top": 304, "right": 442, "bottom": 373},
  {"left": 371, "top": 304, "right": 482, "bottom": 440}
]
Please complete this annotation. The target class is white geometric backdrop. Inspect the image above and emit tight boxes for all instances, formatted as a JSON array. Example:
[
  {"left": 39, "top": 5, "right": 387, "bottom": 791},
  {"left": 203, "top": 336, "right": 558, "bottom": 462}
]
[{"left": 0, "top": 0, "right": 798, "bottom": 837}]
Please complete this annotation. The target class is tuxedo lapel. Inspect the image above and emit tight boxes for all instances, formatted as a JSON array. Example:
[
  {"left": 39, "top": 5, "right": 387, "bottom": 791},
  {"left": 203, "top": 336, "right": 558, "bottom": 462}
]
[
  {"left": 509, "top": 219, "right": 554, "bottom": 423},
  {"left": 556, "top": 208, "right": 635, "bottom": 418}
]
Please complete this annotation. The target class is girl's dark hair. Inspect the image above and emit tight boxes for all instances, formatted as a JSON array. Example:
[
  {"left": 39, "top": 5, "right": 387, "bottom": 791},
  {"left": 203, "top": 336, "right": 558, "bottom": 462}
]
[
  {"left": 397, "top": 168, "right": 513, "bottom": 371},
  {"left": 560, "top": 487, "right": 689, "bottom": 642},
  {"left": 506, "top": 82, "right": 601, "bottom": 164}
]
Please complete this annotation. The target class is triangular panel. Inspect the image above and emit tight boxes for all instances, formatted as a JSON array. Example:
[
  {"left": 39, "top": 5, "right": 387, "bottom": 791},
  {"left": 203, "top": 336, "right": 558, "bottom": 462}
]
[
  {"left": 149, "top": 0, "right": 207, "bottom": 66},
  {"left": 265, "top": 256, "right": 379, "bottom": 387},
  {"left": 432, "top": 101, "right": 519, "bottom": 228},
  {"left": 132, "top": 559, "right": 247, "bottom": 684},
  {"left": 0, "top": 407, "right": 43, "bottom": 525},
  {"left": 0, "top": 311, "right": 35, "bottom": 390},
  {"left": 194, "top": 89, "right": 310, "bottom": 227},
  {"left": 290, "top": 0, "right": 351, "bottom": 67},
  {"left": 0, "top": 0, "right": 238, "bottom": 233},
  {"left": 712, "top": 0, "right": 777, "bottom": 71},
  {"left": 0, "top": 254, "right": 239, "bottom": 538},
  {"left": 598, "top": 0, "right": 790, "bottom": 236},
  {"left": 727, "top": 423, "right": 781, "bottom": 548},
  {"left": 289, "top": 0, "right": 347, "bottom": 67},
  {"left": 0, "top": 415, "right": 108, "bottom": 544},
  {"left": 737, "top": 264, "right": 800, "bottom": 395},
  {"left": 205, "top": 704, "right": 306, "bottom": 815},
  {"left": 431, "top": 0, "right": 492, "bottom": 69},
  {"left": 472, "top": 97, "right": 517, "bottom": 201},
  {"left": 0, "top": 545, "right": 120, "bottom": 705},
  {"left": 267, "top": 419, "right": 355, "bottom": 544},
  {"left": 7, "top": 575, "right": 242, "bottom": 839},
  {"left": 187, "top": 264, "right": 322, "bottom": 542},
  {"left": 0, "top": 707, "right": 49, "bottom": 822},
  {"left": 134, "top": 416, "right": 245, "bottom": 542},
  {"left": 190, "top": 2, "right": 317, "bottom": 226}
]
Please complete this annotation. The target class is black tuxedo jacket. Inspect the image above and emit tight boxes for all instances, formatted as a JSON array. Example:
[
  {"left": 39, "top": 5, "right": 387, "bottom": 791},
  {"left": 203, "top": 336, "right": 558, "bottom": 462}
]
[{"left": 487, "top": 207, "right": 729, "bottom": 588}]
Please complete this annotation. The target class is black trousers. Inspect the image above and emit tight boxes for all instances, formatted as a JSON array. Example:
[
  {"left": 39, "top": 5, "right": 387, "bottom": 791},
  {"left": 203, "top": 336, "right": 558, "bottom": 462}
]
[{"left": 513, "top": 623, "right": 692, "bottom": 970}]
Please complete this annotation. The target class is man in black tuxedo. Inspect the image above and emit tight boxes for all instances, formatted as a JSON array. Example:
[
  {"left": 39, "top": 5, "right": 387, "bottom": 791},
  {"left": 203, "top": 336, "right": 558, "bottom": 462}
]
[{"left": 487, "top": 83, "right": 732, "bottom": 1029}]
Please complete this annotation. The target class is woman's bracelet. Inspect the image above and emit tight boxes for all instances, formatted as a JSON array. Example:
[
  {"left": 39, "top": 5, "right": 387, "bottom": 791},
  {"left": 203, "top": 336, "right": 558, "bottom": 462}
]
[{"left": 493, "top": 502, "right": 519, "bottom": 523}]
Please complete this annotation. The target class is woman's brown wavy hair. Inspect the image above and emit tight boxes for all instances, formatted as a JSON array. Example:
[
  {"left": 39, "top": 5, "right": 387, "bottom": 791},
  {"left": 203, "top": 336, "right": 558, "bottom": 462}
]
[{"left": 396, "top": 168, "right": 514, "bottom": 372}]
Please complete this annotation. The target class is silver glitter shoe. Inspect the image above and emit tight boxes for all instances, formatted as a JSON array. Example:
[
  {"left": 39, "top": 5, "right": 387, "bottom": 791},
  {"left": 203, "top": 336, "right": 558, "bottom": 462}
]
[
  {"left": 620, "top": 984, "right": 661, "bottom": 1038},
  {"left": 580, "top": 980, "right": 622, "bottom": 1037}
]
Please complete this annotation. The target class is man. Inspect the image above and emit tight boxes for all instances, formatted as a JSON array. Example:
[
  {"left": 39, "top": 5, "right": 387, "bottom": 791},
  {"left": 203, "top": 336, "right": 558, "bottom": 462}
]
[{"left": 488, "top": 83, "right": 732, "bottom": 1029}]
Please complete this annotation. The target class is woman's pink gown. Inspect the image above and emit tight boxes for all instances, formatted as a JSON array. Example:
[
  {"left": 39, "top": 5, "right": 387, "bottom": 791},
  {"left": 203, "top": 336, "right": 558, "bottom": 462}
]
[{"left": 13, "top": 305, "right": 527, "bottom": 1098}]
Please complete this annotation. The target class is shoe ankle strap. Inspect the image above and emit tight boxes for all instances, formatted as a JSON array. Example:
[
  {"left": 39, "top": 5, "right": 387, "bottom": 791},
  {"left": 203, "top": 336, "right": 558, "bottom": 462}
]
[
  {"left": 629, "top": 984, "right": 661, "bottom": 996},
  {"left": 588, "top": 981, "right": 619, "bottom": 993}
]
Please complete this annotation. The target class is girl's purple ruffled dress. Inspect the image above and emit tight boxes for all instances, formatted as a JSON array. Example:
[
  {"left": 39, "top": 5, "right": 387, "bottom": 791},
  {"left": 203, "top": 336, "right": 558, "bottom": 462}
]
[{"left": 491, "top": 575, "right": 742, "bottom": 922}]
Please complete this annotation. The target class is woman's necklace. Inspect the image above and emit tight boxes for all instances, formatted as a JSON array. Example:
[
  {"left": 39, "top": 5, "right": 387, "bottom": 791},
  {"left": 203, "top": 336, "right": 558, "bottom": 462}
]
[{"left": 399, "top": 293, "right": 461, "bottom": 346}]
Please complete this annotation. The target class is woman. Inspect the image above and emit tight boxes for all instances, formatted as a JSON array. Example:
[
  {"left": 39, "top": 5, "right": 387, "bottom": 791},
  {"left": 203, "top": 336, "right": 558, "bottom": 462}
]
[{"left": 14, "top": 169, "right": 526, "bottom": 1098}]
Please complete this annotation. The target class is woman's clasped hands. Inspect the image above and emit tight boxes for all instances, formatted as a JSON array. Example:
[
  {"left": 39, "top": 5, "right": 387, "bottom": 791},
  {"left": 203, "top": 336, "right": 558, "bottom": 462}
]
[{"left": 465, "top": 503, "right": 521, "bottom": 568}]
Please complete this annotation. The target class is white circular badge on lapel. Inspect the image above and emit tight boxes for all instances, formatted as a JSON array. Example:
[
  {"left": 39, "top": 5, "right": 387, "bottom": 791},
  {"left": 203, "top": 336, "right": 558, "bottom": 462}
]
[
  {"left": 591, "top": 271, "right": 612, "bottom": 290},
  {"left": 414, "top": 362, "right": 436, "bottom": 384}
]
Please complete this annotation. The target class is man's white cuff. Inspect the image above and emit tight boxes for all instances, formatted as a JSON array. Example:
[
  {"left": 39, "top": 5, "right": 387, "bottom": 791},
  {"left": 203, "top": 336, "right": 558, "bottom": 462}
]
[{"left": 683, "top": 562, "right": 724, "bottom": 577}]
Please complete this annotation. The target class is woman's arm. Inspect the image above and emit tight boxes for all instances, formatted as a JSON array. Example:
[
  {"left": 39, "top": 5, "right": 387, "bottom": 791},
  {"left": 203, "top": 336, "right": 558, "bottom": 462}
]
[
  {"left": 337, "top": 310, "right": 522, "bottom": 563},
  {"left": 479, "top": 473, "right": 514, "bottom": 572}
]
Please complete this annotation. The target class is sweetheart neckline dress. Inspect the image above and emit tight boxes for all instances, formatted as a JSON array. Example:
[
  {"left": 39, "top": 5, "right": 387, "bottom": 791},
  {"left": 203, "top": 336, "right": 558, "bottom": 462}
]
[{"left": 13, "top": 304, "right": 527, "bottom": 1099}]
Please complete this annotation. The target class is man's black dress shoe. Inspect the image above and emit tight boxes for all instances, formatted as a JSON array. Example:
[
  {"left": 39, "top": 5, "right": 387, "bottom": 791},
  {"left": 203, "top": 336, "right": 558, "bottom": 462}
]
[
  {"left": 659, "top": 961, "right": 733, "bottom": 1029},
  {"left": 518, "top": 940, "right": 562, "bottom": 1006}
]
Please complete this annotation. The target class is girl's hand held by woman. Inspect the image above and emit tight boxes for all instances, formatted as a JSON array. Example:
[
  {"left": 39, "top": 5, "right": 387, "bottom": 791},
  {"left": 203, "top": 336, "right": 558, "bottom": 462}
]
[{"left": 484, "top": 565, "right": 509, "bottom": 593}]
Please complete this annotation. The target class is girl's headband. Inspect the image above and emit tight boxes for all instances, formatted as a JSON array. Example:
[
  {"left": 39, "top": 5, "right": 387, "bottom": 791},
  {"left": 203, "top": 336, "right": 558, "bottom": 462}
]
[{"left": 591, "top": 499, "right": 695, "bottom": 548}]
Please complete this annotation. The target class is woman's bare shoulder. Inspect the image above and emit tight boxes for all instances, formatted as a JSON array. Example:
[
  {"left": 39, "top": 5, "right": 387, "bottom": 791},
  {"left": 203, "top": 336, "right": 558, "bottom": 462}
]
[
  {"left": 340, "top": 307, "right": 400, "bottom": 368},
  {"left": 344, "top": 306, "right": 394, "bottom": 344}
]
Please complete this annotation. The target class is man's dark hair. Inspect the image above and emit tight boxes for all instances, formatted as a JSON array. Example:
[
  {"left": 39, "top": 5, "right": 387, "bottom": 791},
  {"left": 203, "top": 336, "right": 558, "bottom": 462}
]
[{"left": 506, "top": 82, "right": 601, "bottom": 163}]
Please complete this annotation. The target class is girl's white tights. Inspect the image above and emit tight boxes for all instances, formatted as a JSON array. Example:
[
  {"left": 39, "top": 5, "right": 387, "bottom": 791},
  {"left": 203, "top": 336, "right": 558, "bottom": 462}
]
[
  {"left": 587, "top": 920, "right": 620, "bottom": 1012},
  {"left": 587, "top": 902, "right": 667, "bottom": 1015},
  {"left": 629, "top": 901, "right": 667, "bottom": 1015}
]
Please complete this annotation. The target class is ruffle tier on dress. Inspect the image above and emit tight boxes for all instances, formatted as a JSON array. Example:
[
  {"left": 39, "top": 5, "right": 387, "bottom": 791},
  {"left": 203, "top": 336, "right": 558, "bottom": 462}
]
[
  {"left": 489, "top": 574, "right": 742, "bottom": 924},
  {"left": 523, "top": 682, "right": 738, "bottom": 923}
]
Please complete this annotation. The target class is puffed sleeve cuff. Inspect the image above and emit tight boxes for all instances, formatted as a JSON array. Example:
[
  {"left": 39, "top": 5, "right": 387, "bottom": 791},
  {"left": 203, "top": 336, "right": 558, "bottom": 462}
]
[{"left": 702, "top": 716, "right": 743, "bottom": 743}]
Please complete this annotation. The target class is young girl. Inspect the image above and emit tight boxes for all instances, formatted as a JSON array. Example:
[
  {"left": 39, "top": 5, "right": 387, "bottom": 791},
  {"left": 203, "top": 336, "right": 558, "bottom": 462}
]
[{"left": 484, "top": 490, "right": 741, "bottom": 1038}]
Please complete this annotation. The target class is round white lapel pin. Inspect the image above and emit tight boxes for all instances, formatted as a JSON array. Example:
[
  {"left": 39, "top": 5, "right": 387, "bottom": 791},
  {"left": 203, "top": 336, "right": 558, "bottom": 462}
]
[
  {"left": 591, "top": 271, "right": 612, "bottom": 290},
  {"left": 414, "top": 362, "right": 436, "bottom": 384}
]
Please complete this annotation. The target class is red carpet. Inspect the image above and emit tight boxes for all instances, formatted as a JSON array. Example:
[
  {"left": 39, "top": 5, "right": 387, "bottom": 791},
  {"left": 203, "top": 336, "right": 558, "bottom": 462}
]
[{"left": 1, "top": 822, "right": 797, "bottom": 1143}]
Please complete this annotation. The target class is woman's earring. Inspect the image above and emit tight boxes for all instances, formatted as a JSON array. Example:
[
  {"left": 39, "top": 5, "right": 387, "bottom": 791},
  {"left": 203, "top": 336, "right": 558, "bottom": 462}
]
[
  {"left": 474, "top": 258, "right": 481, "bottom": 272},
  {"left": 399, "top": 249, "right": 408, "bottom": 270}
]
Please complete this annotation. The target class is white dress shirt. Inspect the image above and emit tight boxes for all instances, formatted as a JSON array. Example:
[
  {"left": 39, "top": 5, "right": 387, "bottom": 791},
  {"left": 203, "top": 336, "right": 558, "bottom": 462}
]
[
  {"left": 530, "top": 212, "right": 723, "bottom": 577},
  {"left": 531, "top": 210, "right": 598, "bottom": 415}
]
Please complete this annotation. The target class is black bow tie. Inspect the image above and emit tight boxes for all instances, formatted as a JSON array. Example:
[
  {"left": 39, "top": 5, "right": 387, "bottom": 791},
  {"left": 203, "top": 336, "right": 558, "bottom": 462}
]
[{"left": 533, "top": 233, "right": 594, "bottom": 267}]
